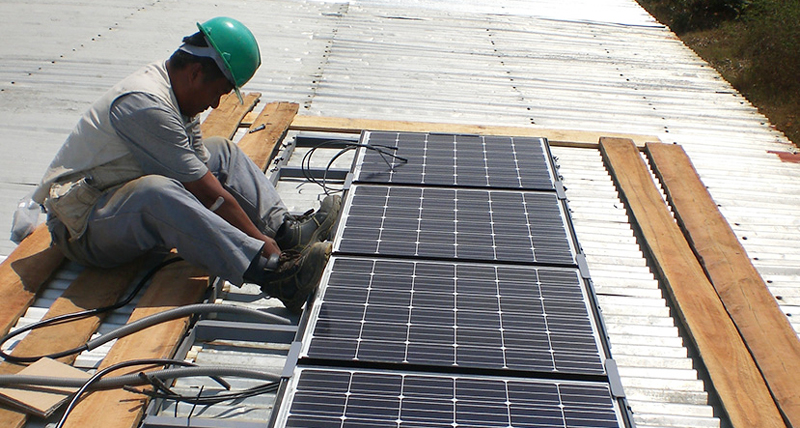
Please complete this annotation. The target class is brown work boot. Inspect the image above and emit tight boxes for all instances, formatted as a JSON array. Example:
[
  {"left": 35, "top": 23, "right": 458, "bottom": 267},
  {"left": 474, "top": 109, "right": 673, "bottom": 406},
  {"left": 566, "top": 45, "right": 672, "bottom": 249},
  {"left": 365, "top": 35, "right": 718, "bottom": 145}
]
[
  {"left": 260, "top": 241, "right": 332, "bottom": 313},
  {"left": 275, "top": 195, "right": 342, "bottom": 252}
]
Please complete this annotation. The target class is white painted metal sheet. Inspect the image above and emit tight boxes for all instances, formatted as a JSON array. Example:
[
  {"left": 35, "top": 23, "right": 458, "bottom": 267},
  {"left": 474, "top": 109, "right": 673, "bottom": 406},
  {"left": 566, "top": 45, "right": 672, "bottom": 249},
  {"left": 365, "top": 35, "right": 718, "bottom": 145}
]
[
  {"left": 552, "top": 146, "right": 720, "bottom": 428},
  {"left": 2, "top": 0, "right": 799, "bottom": 427}
]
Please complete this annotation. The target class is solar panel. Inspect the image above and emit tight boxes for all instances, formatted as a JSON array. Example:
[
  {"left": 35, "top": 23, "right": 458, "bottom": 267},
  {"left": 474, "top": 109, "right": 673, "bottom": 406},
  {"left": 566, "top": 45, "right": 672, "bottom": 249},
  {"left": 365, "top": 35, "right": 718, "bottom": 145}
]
[
  {"left": 335, "top": 184, "right": 576, "bottom": 266},
  {"left": 302, "top": 257, "right": 605, "bottom": 375},
  {"left": 274, "top": 367, "right": 623, "bottom": 428},
  {"left": 354, "top": 131, "right": 556, "bottom": 191}
]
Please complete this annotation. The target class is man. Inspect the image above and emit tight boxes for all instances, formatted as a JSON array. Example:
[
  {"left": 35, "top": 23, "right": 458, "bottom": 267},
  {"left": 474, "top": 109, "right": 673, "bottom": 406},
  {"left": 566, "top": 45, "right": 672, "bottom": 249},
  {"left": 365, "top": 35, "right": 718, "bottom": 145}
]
[{"left": 31, "top": 17, "right": 340, "bottom": 313}]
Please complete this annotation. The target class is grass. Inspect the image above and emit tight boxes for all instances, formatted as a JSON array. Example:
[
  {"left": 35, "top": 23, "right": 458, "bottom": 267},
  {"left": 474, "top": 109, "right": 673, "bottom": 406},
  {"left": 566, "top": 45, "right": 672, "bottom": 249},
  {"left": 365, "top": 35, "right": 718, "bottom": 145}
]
[{"left": 635, "top": 0, "right": 800, "bottom": 145}]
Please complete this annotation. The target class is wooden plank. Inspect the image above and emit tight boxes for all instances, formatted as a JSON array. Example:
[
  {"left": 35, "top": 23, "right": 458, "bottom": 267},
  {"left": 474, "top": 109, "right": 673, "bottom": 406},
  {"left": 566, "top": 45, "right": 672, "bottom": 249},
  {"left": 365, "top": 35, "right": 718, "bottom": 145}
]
[
  {"left": 238, "top": 101, "right": 300, "bottom": 170},
  {"left": 0, "top": 260, "right": 143, "bottom": 428},
  {"left": 599, "top": 137, "right": 786, "bottom": 428},
  {"left": 289, "top": 115, "right": 661, "bottom": 147},
  {"left": 647, "top": 142, "right": 800, "bottom": 427},
  {"left": 200, "top": 92, "right": 261, "bottom": 139},
  {"left": 61, "top": 259, "right": 208, "bottom": 428},
  {"left": 0, "top": 224, "right": 64, "bottom": 337}
]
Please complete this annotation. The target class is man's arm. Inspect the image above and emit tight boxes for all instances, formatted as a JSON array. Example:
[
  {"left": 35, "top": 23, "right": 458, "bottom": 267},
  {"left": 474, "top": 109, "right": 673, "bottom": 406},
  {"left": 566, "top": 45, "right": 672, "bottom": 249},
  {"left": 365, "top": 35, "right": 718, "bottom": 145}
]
[
  {"left": 110, "top": 93, "right": 281, "bottom": 258},
  {"left": 183, "top": 171, "right": 281, "bottom": 257}
]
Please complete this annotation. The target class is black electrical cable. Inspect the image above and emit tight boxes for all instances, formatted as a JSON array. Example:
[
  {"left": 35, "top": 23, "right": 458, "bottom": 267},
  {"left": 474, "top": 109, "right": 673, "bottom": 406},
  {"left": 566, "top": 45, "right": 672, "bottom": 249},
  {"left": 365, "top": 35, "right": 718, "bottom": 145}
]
[
  {"left": 55, "top": 358, "right": 231, "bottom": 428},
  {"left": 123, "top": 379, "right": 280, "bottom": 406},
  {"left": 0, "top": 366, "right": 280, "bottom": 389},
  {"left": 300, "top": 140, "right": 407, "bottom": 195},
  {"left": 83, "top": 303, "right": 290, "bottom": 353},
  {"left": 300, "top": 139, "right": 344, "bottom": 194},
  {"left": 52, "top": 363, "right": 280, "bottom": 428},
  {"left": 0, "top": 256, "right": 183, "bottom": 363}
]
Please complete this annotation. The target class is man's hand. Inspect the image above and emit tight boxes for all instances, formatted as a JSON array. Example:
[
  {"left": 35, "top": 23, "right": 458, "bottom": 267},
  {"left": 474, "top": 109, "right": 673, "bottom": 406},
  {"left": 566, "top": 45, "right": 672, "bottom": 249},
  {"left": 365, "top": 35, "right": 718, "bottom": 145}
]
[{"left": 261, "top": 236, "right": 281, "bottom": 258}]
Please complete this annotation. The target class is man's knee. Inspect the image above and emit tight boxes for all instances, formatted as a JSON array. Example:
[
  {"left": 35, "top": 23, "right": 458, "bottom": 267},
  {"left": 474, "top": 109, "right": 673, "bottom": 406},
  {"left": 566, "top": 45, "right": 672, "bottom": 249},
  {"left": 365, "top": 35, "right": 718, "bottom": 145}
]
[
  {"left": 129, "top": 174, "right": 182, "bottom": 194},
  {"left": 203, "top": 136, "right": 236, "bottom": 158},
  {"left": 204, "top": 136, "right": 249, "bottom": 178}
]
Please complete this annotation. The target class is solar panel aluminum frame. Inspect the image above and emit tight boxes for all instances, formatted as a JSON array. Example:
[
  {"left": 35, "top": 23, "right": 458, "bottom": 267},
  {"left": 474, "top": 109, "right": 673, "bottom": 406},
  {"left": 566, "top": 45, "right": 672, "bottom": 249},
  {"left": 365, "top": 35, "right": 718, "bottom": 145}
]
[
  {"left": 269, "top": 366, "right": 629, "bottom": 428},
  {"left": 331, "top": 184, "right": 580, "bottom": 267},
  {"left": 299, "top": 255, "right": 610, "bottom": 377},
  {"left": 351, "top": 131, "right": 560, "bottom": 192}
]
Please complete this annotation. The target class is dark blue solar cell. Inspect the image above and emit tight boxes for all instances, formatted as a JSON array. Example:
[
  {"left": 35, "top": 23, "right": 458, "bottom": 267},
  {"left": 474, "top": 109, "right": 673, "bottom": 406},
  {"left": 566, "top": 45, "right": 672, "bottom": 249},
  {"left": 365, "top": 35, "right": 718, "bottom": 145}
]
[
  {"left": 306, "top": 257, "right": 604, "bottom": 375},
  {"left": 281, "top": 369, "right": 622, "bottom": 428},
  {"left": 337, "top": 185, "right": 575, "bottom": 265},
  {"left": 355, "top": 132, "right": 555, "bottom": 191}
]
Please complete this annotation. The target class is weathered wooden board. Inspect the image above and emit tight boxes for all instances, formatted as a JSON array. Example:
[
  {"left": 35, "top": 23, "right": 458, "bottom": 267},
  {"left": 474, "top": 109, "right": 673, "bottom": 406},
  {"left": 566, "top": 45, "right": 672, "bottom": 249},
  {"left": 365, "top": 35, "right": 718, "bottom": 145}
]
[
  {"left": 238, "top": 101, "right": 300, "bottom": 170},
  {"left": 0, "top": 260, "right": 143, "bottom": 428},
  {"left": 60, "top": 259, "right": 208, "bottom": 428},
  {"left": 647, "top": 142, "right": 800, "bottom": 428},
  {"left": 599, "top": 137, "right": 786, "bottom": 428},
  {"left": 200, "top": 92, "right": 261, "bottom": 139},
  {"left": 290, "top": 115, "right": 661, "bottom": 147},
  {"left": 0, "top": 225, "right": 63, "bottom": 337}
]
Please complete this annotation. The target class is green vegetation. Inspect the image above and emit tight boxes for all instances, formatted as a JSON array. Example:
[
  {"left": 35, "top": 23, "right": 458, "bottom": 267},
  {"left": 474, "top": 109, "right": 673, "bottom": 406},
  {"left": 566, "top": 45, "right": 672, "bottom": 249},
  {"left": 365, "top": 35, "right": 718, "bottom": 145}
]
[{"left": 636, "top": 0, "right": 800, "bottom": 145}]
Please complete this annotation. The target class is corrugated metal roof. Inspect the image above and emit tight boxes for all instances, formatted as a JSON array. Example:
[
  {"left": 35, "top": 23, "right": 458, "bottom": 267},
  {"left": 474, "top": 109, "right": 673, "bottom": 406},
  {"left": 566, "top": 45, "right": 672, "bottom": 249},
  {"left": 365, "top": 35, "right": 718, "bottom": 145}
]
[
  {"left": 2, "top": 0, "right": 799, "bottom": 427},
  {"left": 553, "top": 146, "right": 719, "bottom": 427}
]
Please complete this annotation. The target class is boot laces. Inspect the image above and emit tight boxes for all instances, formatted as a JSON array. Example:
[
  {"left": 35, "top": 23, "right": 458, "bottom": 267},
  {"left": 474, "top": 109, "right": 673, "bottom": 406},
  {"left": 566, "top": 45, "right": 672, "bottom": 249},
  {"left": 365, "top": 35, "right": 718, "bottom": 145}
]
[{"left": 289, "top": 208, "right": 315, "bottom": 223}]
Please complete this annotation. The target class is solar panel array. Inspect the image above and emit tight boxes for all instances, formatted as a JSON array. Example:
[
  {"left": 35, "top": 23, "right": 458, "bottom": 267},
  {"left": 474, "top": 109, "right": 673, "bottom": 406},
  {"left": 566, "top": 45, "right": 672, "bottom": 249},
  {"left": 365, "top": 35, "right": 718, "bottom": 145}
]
[{"left": 273, "top": 132, "right": 627, "bottom": 428}]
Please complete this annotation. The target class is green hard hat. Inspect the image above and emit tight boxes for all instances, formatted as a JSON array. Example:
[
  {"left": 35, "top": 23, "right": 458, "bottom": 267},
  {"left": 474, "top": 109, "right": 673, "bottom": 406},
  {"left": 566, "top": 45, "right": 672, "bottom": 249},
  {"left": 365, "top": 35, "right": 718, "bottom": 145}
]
[{"left": 196, "top": 17, "right": 261, "bottom": 95}]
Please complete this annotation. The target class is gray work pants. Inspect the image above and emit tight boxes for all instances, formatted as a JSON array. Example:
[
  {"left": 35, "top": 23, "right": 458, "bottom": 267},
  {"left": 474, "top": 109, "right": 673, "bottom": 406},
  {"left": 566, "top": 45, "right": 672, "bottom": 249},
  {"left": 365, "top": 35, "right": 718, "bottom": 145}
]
[{"left": 47, "top": 137, "right": 288, "bottom": 285}]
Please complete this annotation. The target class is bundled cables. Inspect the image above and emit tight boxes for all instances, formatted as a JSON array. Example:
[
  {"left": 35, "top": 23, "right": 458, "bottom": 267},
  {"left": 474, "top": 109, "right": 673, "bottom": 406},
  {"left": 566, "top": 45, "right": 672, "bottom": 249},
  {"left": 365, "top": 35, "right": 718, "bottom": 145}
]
[
  {"left": 301, "top": 139, "right": 408, "bottom": 195},
  {"left": 0, "top": 257, "right": 291, "bottom": 425}
]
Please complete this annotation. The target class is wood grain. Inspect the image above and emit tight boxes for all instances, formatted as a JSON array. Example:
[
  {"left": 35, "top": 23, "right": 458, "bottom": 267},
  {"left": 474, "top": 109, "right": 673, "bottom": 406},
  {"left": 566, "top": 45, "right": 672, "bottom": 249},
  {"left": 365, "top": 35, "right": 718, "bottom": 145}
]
[
  {"left": 290, "top": 115, "right": 661, "bottom": 147},
  {"left": 647, "top": 142, "right": 800, "bottom": 427},
  {"left": 0, "top": 225, "right": 63, "bottom": 337},
  {"left": 200, "top": 92, "right": 261, "bottom": 139},
  {"left": 238, "top": 101, "right": 300, "bottom": 170},
  {"left": 0, "top": 260, "right": 143, "bottom": 428},
  {"left": 60, "top": 260, "right": 208, "bottom": 428},
  {"left": 600, "top": 137, "right": 786, "bottom": 428}
]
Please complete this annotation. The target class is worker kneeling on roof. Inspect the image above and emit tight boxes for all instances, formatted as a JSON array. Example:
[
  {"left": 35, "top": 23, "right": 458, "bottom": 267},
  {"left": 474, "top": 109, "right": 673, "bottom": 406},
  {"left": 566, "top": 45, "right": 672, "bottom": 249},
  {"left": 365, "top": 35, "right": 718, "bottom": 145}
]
[{"left": 30, "top": 17, "right": 340, "bottom": 313}]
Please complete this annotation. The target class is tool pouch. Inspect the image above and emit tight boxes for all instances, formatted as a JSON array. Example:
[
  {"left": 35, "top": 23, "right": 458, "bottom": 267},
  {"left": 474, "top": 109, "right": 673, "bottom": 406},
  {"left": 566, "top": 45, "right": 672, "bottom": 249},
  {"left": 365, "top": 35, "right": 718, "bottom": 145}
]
[
  {"left": 43, "top": 154, "right": 144, "bottom": 240},
  {"left": 44, "top": 177, "right": 101, "bottom": 240}
]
